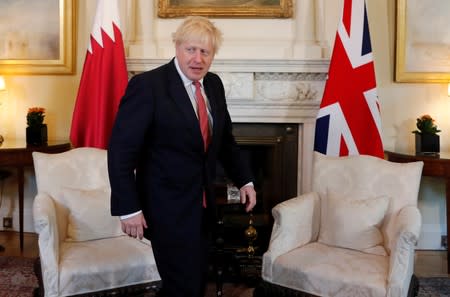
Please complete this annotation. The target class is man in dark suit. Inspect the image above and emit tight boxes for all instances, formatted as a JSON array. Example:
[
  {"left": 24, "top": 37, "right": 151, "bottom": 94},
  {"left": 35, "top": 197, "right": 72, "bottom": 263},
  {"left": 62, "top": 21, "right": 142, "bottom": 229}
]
[{"left": 108, "top": 16, "right": 256, "bottom": 297}]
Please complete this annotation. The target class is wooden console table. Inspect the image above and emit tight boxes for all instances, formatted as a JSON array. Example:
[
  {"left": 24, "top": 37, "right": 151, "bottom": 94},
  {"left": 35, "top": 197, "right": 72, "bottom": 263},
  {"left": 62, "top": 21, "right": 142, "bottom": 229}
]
[
  {"left": 0, "top": 139, "right": 71, "bottom": 250},
  {"left": 385, "top": 150, "right": 450, "bottom": 272}
]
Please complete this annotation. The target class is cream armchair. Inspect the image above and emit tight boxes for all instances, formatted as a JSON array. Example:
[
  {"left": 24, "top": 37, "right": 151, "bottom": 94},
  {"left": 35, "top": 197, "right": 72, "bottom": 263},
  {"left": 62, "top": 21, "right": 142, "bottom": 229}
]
[
  {"left": 254, "top": 152, "right": 423, "bottom": 297},
  {"left": 32, "top": 147, "right": 161, "bottom": 297}
]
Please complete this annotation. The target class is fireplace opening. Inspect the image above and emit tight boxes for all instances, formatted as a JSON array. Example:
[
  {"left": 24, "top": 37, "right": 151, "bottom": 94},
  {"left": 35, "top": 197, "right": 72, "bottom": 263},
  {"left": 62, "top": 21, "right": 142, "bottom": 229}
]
[{"left": 214, "top": 123, "right": 299, "bottom": 254}]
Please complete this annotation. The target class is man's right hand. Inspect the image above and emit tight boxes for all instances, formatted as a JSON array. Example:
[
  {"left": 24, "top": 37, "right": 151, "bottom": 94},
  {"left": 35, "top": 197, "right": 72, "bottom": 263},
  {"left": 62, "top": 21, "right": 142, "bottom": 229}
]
[{"left": 121, "top": 212, "right": 147, "bottom": 240}]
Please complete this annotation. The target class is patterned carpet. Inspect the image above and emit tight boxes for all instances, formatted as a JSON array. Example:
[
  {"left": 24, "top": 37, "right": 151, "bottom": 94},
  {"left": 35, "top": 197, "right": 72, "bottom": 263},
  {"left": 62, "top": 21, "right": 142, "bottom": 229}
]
[
  {"left": 205, "top": 283, "right": 254, "bottom": 297},
  {"left": 153, "top": 277, "right": 450, "bottom": 297},
  {"left": 0, "top": 256, "right": 448, "bottom": 297},
  {"left": 417, "top": 277, "right": 450, "bottom": 297},
  {"left": 0, "top": 257, "right": 37, "bottom": 297}
]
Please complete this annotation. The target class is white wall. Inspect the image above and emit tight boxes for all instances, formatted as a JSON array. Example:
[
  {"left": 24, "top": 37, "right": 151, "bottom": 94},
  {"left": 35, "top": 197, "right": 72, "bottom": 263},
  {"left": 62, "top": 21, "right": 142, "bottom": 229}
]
[
  {"left": 368, "top": 0, "right": 448, "bottom": 250},
  {"left": 0, "top": 0, "right": 446, "bottom": 249}
]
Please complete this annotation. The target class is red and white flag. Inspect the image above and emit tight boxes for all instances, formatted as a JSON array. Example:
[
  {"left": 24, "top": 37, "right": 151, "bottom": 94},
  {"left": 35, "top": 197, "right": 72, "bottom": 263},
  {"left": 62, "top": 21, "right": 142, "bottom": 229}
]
[
  {"left": 70, "top": 0, "right": 128, "bottom": 149},
  {"left": 313, "top": 0, "right": 383, "bottom": 158}
]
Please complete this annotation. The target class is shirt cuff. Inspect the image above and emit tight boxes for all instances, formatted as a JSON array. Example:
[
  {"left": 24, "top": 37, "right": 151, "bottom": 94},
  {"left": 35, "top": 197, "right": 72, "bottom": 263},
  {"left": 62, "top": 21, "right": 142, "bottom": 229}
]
[
  {"left": 242, "top": 182, "right": 254, "bottom": 188},
  {"left": 120, "top": 210, "right": 142, "bottom": 220}
]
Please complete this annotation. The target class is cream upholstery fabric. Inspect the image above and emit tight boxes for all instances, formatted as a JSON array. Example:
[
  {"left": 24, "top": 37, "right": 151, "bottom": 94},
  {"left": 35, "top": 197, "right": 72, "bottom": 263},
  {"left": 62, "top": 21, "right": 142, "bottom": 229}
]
[
  {"left": 262, "top": 192, "right": 320, "bottom": 281},
  {"left": 59, "top": 187, "right": 123, "bottom": 241},
  {"left": 312, "top": 153, "right": 423, "bottom": 255},
  {"left": 32, "top": 147, "right": 161, "bottom": 297},
  {"left": 58, "top": 237, "right": 159, "bottom": 296},
  {"left": 262, "top": 152, "right": 423, "bottom": 297},
  {"left": 273, "top": 242, "right": 389, "bottom": 297},
  {"left": 318, "top": 193, "right": 389, "bottom": 256}
]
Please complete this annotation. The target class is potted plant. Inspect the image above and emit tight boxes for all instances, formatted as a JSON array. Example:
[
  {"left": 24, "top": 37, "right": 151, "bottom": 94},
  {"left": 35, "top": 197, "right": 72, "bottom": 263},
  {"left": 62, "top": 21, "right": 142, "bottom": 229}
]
[
  {"left": 26, "top": 107, "right": 48, "bottom": 145},
  {"left": 412, "top": 114, "right": 440, "bottom": 154}
]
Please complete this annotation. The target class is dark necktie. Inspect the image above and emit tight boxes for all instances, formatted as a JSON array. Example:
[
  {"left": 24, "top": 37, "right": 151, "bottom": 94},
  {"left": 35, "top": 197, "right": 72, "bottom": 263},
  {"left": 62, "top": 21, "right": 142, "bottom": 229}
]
[{"left": 193, "top": 81, "right": 210, "bottom": 207}]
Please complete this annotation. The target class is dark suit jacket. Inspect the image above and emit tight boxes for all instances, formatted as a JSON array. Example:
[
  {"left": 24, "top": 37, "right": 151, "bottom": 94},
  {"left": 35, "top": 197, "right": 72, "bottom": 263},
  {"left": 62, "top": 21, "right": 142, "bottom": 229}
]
[{"left": 108, "top": 59, "right": 253, "bottom": 247}]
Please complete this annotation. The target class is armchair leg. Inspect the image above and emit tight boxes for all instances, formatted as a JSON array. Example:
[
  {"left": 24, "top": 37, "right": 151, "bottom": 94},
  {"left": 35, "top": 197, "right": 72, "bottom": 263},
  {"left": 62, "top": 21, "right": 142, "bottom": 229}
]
[
  {"left": 407, "top": 274, "right": 420, "bottom": 297},
  {"left": 32, "top": 255, "right": 162, "bottom": 297},
  {"left": 254, "top": 277, "right": 420, "bottom": 297},
  {"left": 33, "top": 257, "right": 44, "bottom": 297},
  {"left": 253, "top": 280, "right": 318, "bottom": 297}
]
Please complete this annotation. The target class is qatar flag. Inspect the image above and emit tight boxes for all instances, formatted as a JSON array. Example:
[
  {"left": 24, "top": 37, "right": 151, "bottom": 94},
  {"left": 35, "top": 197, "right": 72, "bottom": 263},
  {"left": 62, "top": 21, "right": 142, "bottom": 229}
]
[{"left": 70, "top": 0, "right": 128, "bottom": 149}]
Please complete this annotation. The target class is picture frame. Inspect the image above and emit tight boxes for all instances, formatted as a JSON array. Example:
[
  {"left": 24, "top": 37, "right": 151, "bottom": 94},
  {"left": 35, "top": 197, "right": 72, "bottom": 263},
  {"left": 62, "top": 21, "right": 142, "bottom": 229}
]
[
  {"left": 158, "top": 0, "right": 293, "bottom": 18},
  {"left": 0, "top": 0, "right": 75, "bottom": 75},
  {"left": 395, "top": 0, "right": 450, "bottom": 83}
]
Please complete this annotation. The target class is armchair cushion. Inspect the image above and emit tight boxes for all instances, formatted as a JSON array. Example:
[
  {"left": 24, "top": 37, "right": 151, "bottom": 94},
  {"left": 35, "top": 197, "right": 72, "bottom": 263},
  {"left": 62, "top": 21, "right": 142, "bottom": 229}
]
[
  {"left": 318, "top": 192, "right": 389, "bottom": 256},
  {"left": 60, "top": 187, "right": 124, "bottom": 242},
  {"left": 58, "top": 237, "right": 160, "bottom": 296},
  {"left": 272, "top": 242, "right": 388, "bottom": 297}
]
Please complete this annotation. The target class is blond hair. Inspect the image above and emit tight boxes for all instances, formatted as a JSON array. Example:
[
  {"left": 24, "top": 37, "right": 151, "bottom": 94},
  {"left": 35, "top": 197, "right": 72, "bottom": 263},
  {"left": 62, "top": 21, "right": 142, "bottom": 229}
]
[{"left": 172, "top": 16, "right": 223, "bottom": 54}]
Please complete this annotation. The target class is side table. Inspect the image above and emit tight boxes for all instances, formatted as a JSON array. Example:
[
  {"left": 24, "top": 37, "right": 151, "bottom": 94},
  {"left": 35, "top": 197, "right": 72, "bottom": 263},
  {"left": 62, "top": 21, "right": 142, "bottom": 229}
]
[{"left": 0, "top": 139, "right": 71, "bottom": 251}]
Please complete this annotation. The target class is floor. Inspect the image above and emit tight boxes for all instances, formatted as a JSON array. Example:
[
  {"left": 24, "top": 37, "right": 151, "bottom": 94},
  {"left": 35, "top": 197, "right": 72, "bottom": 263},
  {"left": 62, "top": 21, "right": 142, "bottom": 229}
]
[
  {"left": 0, "top": 231, "right": 39, "bottom": 258},
  {"left": 0, "top": 231, "right": 449, "bottom": 278},
  {"left": 414, "top": 249, "right": 449, "bottom": 277}
]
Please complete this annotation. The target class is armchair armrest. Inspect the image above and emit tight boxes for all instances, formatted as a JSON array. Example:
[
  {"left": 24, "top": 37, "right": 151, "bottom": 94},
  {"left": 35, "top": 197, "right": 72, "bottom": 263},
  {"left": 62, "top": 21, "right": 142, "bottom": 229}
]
[
  {"left": 33, "top": 193, "right": 60, "bottom": 297},
  {"left": 387, "top": 206, "right": 422, "bottom": 297},
  {"left": 262, "top": 192, "right": 320, "bottom": 281}
]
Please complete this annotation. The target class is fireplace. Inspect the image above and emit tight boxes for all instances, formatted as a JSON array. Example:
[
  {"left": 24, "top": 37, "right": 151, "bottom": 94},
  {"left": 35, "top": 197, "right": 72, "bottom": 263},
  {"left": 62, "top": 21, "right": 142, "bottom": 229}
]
[
  {"left": 214, "top": 123, "right": 298, "bottom": 251},
  {"left": 127, "top": 58, "right": 328, "bottom": 196}
]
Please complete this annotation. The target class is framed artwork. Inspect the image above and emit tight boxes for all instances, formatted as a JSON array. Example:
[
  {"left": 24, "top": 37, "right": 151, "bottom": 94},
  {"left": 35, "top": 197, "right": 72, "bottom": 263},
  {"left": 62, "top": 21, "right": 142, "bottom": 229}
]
[
  {"left": 158, "top": 0, "right": 293, "bottom": 18},
  {"left": 0, "top": 0, "right": 75, "bottom": 75},
  {"left": 395, "top": 0, "right": 450, "bottom": 83}
]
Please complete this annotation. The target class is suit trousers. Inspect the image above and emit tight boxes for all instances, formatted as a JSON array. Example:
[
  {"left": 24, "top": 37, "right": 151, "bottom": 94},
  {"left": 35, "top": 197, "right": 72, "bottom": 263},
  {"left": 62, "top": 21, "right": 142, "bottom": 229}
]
[{"left": 152, "top": 209, "right": 212, "bottom": 297}]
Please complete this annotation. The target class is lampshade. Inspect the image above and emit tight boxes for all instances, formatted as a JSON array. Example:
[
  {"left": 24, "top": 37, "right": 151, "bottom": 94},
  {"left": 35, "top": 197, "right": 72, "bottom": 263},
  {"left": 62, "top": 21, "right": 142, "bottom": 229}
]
[
  {"left": 448, "top": 83, "right": 450, "bottom": 97},
  {"left": 0, "top": 76, "right": 5, "bottom": 91}
]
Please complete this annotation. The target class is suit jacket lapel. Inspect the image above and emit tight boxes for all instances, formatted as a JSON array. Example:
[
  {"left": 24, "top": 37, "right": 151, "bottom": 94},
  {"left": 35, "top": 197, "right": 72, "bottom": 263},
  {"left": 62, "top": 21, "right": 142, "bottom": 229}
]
[
  {"left": 167, "top": 61, "right": 195, "bottom": 122},
  {"left": 203, "top": 74, "right": 220, "bottom": 155},
  {"left": 166, "top": 60, "right": 204, "bottom": 147},
  {"left": 203, "top": 75, "right": 218, "bottom": 121},
  {"left": 203, "top": 74, "right": 219, "bottom": 151}
]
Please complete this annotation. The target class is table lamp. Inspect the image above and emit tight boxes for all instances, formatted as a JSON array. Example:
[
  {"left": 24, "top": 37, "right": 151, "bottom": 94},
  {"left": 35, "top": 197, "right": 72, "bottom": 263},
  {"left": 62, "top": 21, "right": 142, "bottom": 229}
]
[
  {"left": 0, "top": 76, "right": 5, "bottom": 90},
  {"left": 0, "top": 76, "right": 5, "bottom": 144}
]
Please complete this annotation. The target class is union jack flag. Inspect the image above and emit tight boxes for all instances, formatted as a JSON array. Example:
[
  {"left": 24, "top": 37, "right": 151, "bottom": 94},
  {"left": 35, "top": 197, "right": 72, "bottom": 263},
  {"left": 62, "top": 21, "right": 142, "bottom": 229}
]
[{"left": 314, "top": 0, "right": 384, "bottom": 158}]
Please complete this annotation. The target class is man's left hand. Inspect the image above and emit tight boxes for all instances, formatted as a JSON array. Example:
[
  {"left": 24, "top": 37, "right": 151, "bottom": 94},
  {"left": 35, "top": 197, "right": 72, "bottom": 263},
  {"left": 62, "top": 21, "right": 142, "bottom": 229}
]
[{"left": 240, "top": 184, "right": 257, "bottom": 212}]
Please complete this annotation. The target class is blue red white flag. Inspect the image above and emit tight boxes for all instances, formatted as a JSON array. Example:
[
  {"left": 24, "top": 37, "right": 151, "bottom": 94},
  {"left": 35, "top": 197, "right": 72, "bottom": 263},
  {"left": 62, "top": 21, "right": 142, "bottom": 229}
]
[
  {"left": 70, "top": 0, "right": 128, "bottom": 149},
  {"left": 313, "top": 0, "right": 383, "bottom": 158}
]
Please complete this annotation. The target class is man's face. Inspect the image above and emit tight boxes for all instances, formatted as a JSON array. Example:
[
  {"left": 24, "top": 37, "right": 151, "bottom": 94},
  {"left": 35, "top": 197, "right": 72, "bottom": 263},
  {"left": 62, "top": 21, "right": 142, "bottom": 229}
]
[{"left": 176, "top": 39, "right": 214, "bottom": 81}]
